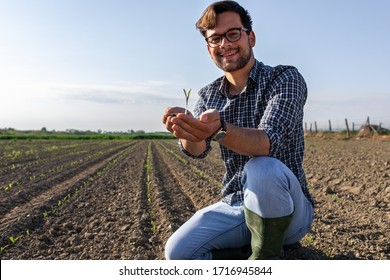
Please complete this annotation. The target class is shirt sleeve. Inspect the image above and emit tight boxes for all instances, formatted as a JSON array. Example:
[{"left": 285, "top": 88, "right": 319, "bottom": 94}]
[
  {"left": 178, "top": 138, "right": 212, "bottom": 159},
  {"left": 259, "top": 67, "right": 307, "bottom": 156}
]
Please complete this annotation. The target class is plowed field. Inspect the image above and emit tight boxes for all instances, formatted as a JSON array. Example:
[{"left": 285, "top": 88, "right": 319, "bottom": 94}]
[{"left": 0, "top": 138, "right": 389, "bottom": 260}]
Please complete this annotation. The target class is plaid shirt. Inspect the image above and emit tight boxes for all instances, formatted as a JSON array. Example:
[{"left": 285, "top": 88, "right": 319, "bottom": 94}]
[{"left": 179, "top": 60, "right": 314, "bottom": 206}]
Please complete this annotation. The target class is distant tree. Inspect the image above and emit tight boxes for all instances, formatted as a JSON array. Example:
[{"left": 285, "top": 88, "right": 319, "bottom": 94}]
[{"left": 41, "top": 127, "right": 47, "bottom": 132}]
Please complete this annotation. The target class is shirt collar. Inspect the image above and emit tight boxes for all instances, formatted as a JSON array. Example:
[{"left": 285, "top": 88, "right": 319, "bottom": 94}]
[
  {"left": 218, "top": 59, "right": 263, "bottom": 98},
  {"left": 248, "top": 59, "right": 263, "bottom": 85}
]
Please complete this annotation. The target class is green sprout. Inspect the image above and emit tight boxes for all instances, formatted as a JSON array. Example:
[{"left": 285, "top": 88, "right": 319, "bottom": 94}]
[
  {"left": 9, "top": 236, "right": 21, "bottom": 244},
  {"left": 183, "top": 89, "right": 191, "bottom": 115},
  {"left": 1, "top": 245, "right": 9, "bottom": 253}
]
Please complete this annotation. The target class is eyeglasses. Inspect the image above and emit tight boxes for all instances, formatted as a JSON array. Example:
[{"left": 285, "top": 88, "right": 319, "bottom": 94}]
[{"left": 205, "top": 27, "right": 249, "bottom": 48}]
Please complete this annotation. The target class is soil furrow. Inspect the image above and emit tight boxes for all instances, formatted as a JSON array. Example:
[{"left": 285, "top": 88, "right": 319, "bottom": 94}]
[
  {"left": 147, "top": 142, "right": 197, "bottom": 259},
  {"left": 160, "top": 140, "right": 225, "bottom": 179},
  {"left": 151, "top": 142, "right": 196, "bottom": 230},
  {"left": 155, "top": 142, "right": 220, "bottom": 211}
]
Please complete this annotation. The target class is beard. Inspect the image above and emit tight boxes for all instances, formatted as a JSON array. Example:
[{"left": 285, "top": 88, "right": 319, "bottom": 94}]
[{"left": 213, "top": 42, "right": 253, "bottom": 72}]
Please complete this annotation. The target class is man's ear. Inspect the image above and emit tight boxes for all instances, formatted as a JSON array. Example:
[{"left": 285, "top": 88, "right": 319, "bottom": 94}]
[{"left": 249, "top": 31, "right": 256, "bottom": 47}]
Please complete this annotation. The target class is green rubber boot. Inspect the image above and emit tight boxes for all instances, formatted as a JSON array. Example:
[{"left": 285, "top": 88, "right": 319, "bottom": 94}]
[
  {"left": 244, "top": 206, "right": 293, "bottom": 260},
  {"left": 211, "top": 245, "right": 252, "bottom": 260}
]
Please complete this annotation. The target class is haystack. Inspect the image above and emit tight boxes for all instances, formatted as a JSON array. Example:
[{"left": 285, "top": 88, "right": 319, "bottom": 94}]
[{"left": 357, "top": 117, "right": 378, "bottom": 137}]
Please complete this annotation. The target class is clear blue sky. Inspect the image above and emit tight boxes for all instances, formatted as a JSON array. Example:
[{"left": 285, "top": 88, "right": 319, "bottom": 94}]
[{"left": 1, "top": 0, "right": 389, "bottom": 132}]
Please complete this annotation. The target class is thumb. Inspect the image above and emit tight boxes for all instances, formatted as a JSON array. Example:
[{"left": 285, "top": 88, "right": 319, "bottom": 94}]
[{"left": 199, "top": 109, "right": 219, "bottom": 123}]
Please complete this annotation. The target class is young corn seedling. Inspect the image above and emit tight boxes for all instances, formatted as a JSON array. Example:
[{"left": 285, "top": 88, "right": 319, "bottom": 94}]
[
  {"left": 183, "top": 88, "right": 191, "bottom": 115},
  {"left": 1, "top": 245, "right": 9, "bottom": 253},
  {"left": 9, "top": 236, "right": 21, "bottom": 244}
]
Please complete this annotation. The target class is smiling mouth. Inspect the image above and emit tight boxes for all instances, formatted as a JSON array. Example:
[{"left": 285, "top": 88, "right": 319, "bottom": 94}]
[{"left": 220, "top": 49, "right": 238, "bottom": 58}]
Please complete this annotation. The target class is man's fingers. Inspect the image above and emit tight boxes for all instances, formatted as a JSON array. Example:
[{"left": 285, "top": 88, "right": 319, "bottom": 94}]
[
  {"left": 173, "top": 115, "right": 211, "bottom": 138},
  {"left": 172, "top": 124, "right": 202, "bottom": 142},
  {"left": 166, "top": 110, "right": 220, "bottom": 141},
  {"left": 163, "top": 114, "right": 176, "bottom": 133}
]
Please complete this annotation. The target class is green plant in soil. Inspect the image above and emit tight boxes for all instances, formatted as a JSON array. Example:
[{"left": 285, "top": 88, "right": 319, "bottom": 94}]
[
  {"left": 145, "top": 143, "right": 152, "bottom": 205},
  {"left": 304, "top": 233, "right": 315, "bottom": 246},
  {"left": 328, "top": 193, "right": 341, "bottom": 203},
  {"left": 9, "top": 236, "right": 21, "bottom": 244},
  {"left": 144, "top": 142, "right": 157, "bottom": 234}
]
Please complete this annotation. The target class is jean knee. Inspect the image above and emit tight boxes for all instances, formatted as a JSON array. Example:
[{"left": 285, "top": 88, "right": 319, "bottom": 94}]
[
  {"left": 242, "top": 157, "right": 295, "bottom": 218},
  {"left": 165, "top": 233, "right": 184, "bottom": 260},
  {"left": 164, "top": 208, "right": 213, "bottom": 260},
  {"left": 242, "top": 157, "right": 282, "bottom": 189}
]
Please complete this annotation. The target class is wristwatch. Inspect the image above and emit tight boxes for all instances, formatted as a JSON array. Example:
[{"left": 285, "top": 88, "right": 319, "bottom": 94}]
[{"left": 212, "top": 119, "right": 227, "bottom": 142}]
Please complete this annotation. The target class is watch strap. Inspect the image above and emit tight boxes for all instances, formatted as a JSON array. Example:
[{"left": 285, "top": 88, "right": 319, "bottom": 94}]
[{"left": 211, "top": 119, "right": 227, "bottom": 142}]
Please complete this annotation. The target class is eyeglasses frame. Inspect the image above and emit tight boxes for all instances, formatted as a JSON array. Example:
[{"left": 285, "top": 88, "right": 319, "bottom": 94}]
[{"left": 205, "top": 27, "right": 249, "bottom": 48}]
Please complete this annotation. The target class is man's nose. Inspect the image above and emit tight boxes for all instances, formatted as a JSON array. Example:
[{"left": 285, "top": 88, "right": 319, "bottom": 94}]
[{"left": 220, "top": 35, "right": 232, "bottom": 47}]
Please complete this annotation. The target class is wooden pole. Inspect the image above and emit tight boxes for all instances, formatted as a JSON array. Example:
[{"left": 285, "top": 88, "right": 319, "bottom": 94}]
[
  {"left": 314, "top": 122, "right": 318, "bottom": 133},
  {"left": 328, "top": 120, "right": 332, "bottom": 132},
  {"left": 345, "top": 118, "right": 351, "bottom": 137}
]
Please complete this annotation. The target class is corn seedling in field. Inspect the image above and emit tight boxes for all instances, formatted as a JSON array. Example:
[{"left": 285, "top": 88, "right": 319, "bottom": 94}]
[
  {"left": 9, "top": 236, "right": 21, "bottom": 244},
  {"left": 145, "top": 143, "right": 152, "bottom": 205},
  {"left": 0, "top": 245, "right": 9, "bottom": 253},
  {"left": 144, "top": 143, "right": 157, "bottom": 233}
]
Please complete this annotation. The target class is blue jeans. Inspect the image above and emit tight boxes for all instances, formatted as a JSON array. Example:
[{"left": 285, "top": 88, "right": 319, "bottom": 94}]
[{"left": 165, "top": 157, "right": 314, "bottom": 260}]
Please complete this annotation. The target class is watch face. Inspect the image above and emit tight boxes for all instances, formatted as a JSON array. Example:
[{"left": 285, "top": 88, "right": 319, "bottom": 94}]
[{"left": 214, "top": 131, "right": 226, "bottom": 142}]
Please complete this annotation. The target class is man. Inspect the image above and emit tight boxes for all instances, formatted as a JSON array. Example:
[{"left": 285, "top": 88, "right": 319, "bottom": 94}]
[{"left": 162, "top": 0, "right": 314, "bottom": 260}]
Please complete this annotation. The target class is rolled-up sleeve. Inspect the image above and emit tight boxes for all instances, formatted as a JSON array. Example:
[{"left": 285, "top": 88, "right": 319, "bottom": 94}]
[{"left": 259, "top": 68, "right": 307, "bottom": 157}]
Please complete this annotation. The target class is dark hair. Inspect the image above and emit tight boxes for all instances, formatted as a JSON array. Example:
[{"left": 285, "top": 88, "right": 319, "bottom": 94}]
[{"left": 196, "top": 1, "right": 253, "bottom": 37}]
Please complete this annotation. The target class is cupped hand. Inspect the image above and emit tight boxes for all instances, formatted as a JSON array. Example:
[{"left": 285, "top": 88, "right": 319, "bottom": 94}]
[
  {"left": 171, "top": 109, "right": 221, "bottom": 142},
  {"left": 162, "top": 107, "right": 190, "bottom": 134}
]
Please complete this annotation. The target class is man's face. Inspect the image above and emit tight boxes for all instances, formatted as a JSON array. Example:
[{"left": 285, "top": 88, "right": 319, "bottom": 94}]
[{"left": 205, "top": 11, "right": 255, "bottom": 73}]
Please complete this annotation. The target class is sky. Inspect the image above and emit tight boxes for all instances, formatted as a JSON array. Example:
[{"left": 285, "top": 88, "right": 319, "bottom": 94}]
[{"left": 1, "top": 0, "right": 389, "bottom": 132}]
